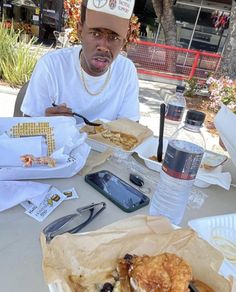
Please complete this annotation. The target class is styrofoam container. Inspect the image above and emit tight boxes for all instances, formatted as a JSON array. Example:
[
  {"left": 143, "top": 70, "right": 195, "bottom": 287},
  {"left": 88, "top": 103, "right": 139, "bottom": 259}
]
[
  {"left": 134, "top": 136, "right": 168, "bottom": 172},
  {"left": 135, "top": 137, "right": 228, "bottom": 188},
  {"left": 78, "top": 119, "right": 153, "bottom": 154},
  {"left": 188, "top": 213, "right": 236, "bottom": 277},
  {"left": 86, "top": 137, "right": 137, "bottom": 154}
]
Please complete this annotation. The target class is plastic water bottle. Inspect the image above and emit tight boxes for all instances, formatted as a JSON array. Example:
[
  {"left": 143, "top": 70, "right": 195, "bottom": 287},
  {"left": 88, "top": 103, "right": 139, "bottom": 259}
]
[
  {"left": 164, "top": 85, "right": 186, "bottom": 137},
  {"left": 150, "top": 110, "right": 206, "bottom": 225}
]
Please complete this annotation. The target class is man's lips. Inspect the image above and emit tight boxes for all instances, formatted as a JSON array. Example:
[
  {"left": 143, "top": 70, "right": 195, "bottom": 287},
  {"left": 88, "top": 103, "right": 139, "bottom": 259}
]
[{"left": 91, "top": 56, "right": 111, "bottom": 70}]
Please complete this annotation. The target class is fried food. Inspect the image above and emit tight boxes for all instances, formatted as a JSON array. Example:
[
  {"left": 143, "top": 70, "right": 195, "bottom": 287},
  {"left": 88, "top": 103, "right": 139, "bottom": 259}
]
[
  {"left": 86, "top": 125, "right": 138, "bottom": 151},
  {"left": 101, "top": 130, "right": 138, "bottom": 151},
  {"left": 117, "top": 255, "right": 132, "bottom": 292},
  {"left": 191, "top": 279, "right": 214, "bottom": 292},
  {"left": 100, "top": 253, "right": 193, "bottom": 292},
  {"left": 20, "top": 154, "right": 56, "bottom": 167},
  {"left": 149, "top": 155, "right": 158, "bottom": 161},
  {"left": 128, "top": 253, "right": 192, "bottom": 292}
]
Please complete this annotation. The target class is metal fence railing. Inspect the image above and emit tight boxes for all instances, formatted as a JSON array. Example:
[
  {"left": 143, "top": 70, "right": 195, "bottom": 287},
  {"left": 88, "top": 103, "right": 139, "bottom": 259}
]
[{"left": 127, "top": 40, "right": 222, "bottom": 81}]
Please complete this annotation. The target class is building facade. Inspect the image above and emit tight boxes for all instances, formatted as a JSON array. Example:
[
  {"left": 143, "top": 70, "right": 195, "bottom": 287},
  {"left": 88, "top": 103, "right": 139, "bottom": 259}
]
[
  {"left": 0, "top": 0, "right": 232, "bottom": 53},
  {"left": 134, "top": 0, "right": 232, "bottom": 53},
  {"left": 0, "top": 0, "right": 64, "bottom": 44}
]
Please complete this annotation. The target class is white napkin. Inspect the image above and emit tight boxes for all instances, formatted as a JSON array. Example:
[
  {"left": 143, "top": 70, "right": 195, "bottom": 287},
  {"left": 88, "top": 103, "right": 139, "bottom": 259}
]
[
  {"left": 0, "top": 181, "right": 51, "bottom": 212},
  {"left": 51, "top": 132, "right": 91, "bottom": 173},
  {"left": 0, "top": 134, "right": 44, "bottom": 166},
  {"left": 196, "top": 166, "right": 232, "bottom": 190},
  {"left": 214, "top": 104, "right": 236, "bottom": 167}
]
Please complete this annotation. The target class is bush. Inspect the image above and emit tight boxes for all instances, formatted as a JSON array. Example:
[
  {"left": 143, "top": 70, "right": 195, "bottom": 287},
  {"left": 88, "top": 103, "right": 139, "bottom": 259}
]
[
  {"left": 0, "top": 20, "right": 42, "bottom": 87},
  {"left": 206, "top": 76, "right": 236, "bottom": 113}
]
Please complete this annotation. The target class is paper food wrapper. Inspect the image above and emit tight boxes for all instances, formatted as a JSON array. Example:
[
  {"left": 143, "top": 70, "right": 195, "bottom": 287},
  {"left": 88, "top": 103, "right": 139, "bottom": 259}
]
[
  {"left": 41, "top": 215, "right": 233, "bottom": 292},
  {"left": 80, "top": 119, "right": 153, "bottom": 151},
  {"left": 214, "top": 105, "right": 236, "bottom": 168},
  {"left": 79, "top": 149, "right": 114, "bottom": 176}
]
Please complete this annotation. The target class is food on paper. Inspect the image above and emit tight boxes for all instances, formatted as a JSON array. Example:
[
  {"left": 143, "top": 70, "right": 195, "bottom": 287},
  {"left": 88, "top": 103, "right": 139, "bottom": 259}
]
[
  {"left": 101, "top": 129, "right": 138, "bottom": 151},
  {"left": 98, "top": 253, "right": 215, "bottom": 292},
  {"left": 191, "top": 279, "right": 214, "bottom": 292},
  {"left": 90, "top": 124, "right": 106, "bottom": 134},
  {"left": 86, "top": 125, "right": 138, "bottom": 151},
  {"left": 42, "top": 216, "right": 232, "bottom": 292},
  {"left": 20, "top": 154, "right": 56, "bottom": 168},
  {"left": 80, "top": 119, "right": 153, "bottom": 152}
]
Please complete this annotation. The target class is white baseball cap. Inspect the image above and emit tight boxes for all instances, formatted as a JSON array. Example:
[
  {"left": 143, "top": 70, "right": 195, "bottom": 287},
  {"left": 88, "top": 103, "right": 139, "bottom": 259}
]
[{"left": 82, "top": 0, "right": 135, "bottom": 38}]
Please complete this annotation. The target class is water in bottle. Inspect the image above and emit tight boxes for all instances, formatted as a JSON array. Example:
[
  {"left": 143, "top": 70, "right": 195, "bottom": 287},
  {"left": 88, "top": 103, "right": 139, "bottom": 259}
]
[
  {"left": 164, "top": 85, "right": 186, "bottom": 137},
  {"left": 150, "top": 110, "right": 206, "bottom": 225}
]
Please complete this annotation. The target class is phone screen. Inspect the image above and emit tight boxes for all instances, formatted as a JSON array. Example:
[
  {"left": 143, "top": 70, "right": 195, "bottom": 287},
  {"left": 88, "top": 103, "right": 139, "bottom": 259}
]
[{"left": 85, "top": 170, "right": 149, "bottom": 212}]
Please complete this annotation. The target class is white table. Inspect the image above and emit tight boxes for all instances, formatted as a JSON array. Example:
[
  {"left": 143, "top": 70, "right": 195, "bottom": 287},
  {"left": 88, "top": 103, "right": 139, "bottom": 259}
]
[{"left": 0, "top": 152, "right": 235, "bottom": 292}]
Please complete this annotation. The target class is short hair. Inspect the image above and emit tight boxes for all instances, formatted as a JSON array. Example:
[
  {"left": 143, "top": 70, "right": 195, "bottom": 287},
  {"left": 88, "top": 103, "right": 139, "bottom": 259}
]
[{"left": 80, "top": 1, "right": 86, "bottom": 24}]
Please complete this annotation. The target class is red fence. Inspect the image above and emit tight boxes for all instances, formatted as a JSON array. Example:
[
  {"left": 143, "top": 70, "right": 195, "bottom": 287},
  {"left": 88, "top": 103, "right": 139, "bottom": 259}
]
[{"left": 127, "top": 40, "right": 222, "bottom": 81}]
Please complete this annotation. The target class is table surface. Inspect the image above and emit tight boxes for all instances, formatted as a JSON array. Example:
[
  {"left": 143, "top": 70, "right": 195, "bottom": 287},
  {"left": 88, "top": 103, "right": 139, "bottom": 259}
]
[{"left": 1, "top": 152, "right": 236, "bottom": 292}]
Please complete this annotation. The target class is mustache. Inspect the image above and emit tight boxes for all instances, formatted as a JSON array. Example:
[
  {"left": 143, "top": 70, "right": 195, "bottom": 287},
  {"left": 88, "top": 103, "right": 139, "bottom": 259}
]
[{"left": 93, "top": 53, "right": 112, "bottom": 60}]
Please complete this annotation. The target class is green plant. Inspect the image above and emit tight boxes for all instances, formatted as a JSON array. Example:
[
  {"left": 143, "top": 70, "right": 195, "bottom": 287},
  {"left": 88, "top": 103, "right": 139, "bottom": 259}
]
[
  {"left": 185, "top": 77, "right": 198, "bottom": 97},
  {"left": 0, "top": 19, "right": 42, "bottom": 87},
  {"left": 0, "top": 20, "right": 18, "bottom": 79}
]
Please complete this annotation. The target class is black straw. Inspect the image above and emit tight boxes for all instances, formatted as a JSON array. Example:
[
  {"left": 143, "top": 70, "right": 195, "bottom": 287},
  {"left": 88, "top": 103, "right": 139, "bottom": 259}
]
[{"left": 157, "top": 103, "right": 166, "bottom": 162}]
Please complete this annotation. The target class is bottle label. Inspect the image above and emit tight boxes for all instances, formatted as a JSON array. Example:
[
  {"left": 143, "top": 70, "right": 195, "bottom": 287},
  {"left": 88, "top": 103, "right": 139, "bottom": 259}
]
[
  {"left": 165, "top": 104, "right": 184, "bottom": 122},
  {"left": 162, "top": 140, "right": 204, "bottom": 180}
]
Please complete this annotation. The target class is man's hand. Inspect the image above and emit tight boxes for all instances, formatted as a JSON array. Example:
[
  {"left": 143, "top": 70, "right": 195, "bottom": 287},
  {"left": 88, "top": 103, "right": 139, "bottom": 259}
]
[{"left": 45, "top": 103, "right": 73, "bottom": 116}]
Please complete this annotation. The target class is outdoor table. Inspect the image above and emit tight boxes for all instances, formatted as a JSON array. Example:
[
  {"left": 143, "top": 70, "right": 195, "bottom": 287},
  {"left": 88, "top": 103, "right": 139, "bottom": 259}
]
[{"left": 0, "top": 151, "right": 235, "bottom": 292}]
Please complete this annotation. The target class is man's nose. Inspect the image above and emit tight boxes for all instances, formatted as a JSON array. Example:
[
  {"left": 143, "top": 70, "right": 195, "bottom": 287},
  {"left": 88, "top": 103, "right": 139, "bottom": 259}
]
[{"left": 97, "top": 35, "right": 110, "bottom": 52}]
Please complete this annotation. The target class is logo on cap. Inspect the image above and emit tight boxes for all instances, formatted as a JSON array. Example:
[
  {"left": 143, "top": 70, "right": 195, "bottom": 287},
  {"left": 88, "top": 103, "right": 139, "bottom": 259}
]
[
  {"left": 109, "top": 0, "right": 116, "bottom": 10},
  {"left": 93, "top": 0, "right": 107, "bottom": 9}
]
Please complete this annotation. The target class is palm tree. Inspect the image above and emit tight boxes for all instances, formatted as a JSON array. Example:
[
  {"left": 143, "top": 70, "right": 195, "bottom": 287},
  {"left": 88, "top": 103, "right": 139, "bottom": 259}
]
[
  {"left": 218, "top": 0, "right": 236, "bottom": 78},
  {"left": 151, "top": 0, "right": 177, "bottom": 46},
  {"left": 151, "top": 0, "right": 177, "bottom": 72}
]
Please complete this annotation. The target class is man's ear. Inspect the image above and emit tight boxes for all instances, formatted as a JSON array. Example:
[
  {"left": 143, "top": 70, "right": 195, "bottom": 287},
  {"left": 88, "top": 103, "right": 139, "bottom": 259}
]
[
  {"left": 77, "top": 22, "right": 83, "bottom": 39},
  {"left": 77, "top": 21, "right": 82, "bottom": 32}
]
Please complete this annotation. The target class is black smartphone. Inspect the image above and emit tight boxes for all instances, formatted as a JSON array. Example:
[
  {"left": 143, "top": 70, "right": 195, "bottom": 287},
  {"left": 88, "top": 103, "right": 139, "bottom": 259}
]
[{"left": 85, "top": 170, "right": 150, "bottom": 213}]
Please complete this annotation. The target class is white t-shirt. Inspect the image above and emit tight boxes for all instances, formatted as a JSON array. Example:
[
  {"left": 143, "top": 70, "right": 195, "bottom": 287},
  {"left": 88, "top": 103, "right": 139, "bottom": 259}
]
[{"left": 21, "top": 45, "right": 140, "bottom": 123}]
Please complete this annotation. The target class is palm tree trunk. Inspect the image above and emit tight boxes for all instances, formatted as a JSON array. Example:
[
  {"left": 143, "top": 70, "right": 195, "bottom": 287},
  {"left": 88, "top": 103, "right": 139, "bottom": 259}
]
[
  {"left": 219, "top": 0, "right": 236, "bottom": 78},
  {"left": 151, "top": 0, "right": 177, "bottom": 72},
  {"left": 151, "top": 0, "right": 177, "bottom": 46}
]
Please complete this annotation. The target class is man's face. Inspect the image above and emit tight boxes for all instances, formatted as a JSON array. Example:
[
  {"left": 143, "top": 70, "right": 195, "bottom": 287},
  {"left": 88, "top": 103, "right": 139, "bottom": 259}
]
[{"left": 79, "top": 23, "right": 125, "bottom": 76}]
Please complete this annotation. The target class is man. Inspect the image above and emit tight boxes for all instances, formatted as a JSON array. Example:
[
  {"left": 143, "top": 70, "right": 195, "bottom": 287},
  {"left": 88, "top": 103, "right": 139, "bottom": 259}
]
[{"left": 21, "top": 0, "right": 140, "bottom": 123}]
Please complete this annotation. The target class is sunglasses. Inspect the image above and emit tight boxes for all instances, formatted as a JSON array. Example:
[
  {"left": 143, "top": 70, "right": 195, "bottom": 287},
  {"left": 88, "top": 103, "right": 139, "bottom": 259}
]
[{"left": 43, "top": 202, "right": 106, "bottom": 243}]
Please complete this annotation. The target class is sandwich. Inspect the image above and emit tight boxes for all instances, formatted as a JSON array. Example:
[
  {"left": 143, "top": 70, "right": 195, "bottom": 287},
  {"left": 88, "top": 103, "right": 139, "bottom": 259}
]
[{"left": 99, "top": 253, "right": 214, "bottom": 292}]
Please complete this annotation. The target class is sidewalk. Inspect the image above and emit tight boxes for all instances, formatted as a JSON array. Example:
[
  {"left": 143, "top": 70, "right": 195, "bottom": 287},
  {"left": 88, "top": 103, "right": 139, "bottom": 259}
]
[
  {"left": 138, "top": 78, "right": 220, "bottom": 152},
  {"left": 0, "top": 77, "right": 173, "bottom": 126},
  {"left": 0, "top": 77, "right": 219, "bottom": 151}
]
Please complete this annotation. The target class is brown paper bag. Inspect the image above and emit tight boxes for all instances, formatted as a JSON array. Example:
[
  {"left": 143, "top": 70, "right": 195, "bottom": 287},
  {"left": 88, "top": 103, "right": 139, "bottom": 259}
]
[
  {"left": 41, "top": 215, "right": 233, "bottom": 292},
  {"left": 79, "top": 149, "right": 114, "bottom": 176}
]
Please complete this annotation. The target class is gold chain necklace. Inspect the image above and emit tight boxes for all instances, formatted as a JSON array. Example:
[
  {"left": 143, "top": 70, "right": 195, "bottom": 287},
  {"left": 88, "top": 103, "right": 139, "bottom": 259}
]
[{"left": 80, "top": 53, "right": 111, "bottom": 96}]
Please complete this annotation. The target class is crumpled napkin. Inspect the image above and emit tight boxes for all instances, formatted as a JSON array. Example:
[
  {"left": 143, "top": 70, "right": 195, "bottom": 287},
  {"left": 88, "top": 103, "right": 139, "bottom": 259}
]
[
  {"left": 0, "top": 181, "right": 51, "bottom": 212},
  {"left": 51, "top": 131, "right": 91, "bottom": 172},
  {"left": 195, "top": 166, "right": 232, "bottom": 190},
  {"left": 214, "top": 104, "right": 236, "bottom": 167}
]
